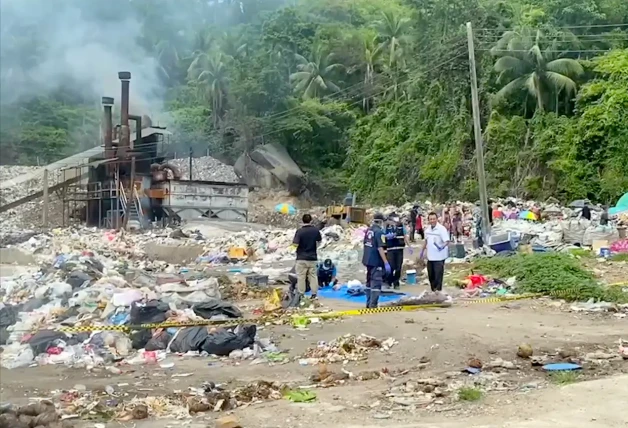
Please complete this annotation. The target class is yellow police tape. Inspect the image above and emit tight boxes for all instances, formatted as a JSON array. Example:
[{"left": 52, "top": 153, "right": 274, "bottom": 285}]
[{"left": 55, "top": 293, "right": 543, "bottom": 333}]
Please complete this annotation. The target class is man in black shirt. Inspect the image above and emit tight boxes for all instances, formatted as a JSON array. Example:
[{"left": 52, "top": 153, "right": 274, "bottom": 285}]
[
  {"left": 292, "top": 213, "right": 322, "bottom": 299},
  {"left": 581, "top": 202, "right": 592, "bottom": 221}
]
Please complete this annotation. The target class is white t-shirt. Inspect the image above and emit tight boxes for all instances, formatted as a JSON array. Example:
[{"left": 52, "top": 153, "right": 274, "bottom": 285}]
[{"left": 425, "top": 223, "right": 450, "bottom": 261}]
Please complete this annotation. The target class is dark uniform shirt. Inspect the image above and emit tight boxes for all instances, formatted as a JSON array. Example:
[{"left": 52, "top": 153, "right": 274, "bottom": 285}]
[
  {"left": 385, "top": 223, "right": 406, "bottom": 250},
  {"left": 362, "top": 224, "right": 386, "bottom": 267}
]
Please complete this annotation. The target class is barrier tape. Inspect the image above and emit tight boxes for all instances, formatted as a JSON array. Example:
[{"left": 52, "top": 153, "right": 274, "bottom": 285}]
[{"left": 53, "top": 294, "right": 543, "bottom": 332}]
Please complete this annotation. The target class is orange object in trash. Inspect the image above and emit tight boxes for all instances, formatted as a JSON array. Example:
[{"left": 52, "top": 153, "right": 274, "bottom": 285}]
[
  {"left": 465, "top": 274, "right": 487, "bottom": 289},
  {"left": 228, "top": 247, "right": 247, "bottom": 259}
]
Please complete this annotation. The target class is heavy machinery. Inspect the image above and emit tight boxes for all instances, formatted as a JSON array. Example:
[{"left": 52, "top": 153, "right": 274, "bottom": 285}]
[{"left": 325, "top": 193, "right": 366, "bottom": 224}]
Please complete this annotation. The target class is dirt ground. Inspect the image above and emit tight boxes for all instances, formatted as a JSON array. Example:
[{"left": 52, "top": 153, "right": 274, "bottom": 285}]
[{"left": 1, "top": 293, "right": 626, "bottom": 427}]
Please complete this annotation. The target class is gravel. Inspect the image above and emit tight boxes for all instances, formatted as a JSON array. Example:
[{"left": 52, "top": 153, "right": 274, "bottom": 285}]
[{"left": 170, "top": 156, "right": 240, "bottom": 183}]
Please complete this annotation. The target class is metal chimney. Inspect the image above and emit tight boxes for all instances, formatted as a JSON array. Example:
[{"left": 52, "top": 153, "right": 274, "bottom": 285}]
[
  {"left": 118, "top": 71, "right": 131, "bottom": 151},
  {"left": 102, "top": 96, "right": 114, "bottom": 176}
]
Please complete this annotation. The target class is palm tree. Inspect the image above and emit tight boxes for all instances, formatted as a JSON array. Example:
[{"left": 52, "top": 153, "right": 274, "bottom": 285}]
[
  {"left": 289, "top": 46, "right": 344, "bottom": 99},
  {"left": 491, "top": 30, "right": 584, "bottom": 113},
  {"left": 221, "top": 31, "right": 248, "bottom": 61},
  {"left": 376, "top": 11, "right": 411, "bottom": 69},
  {"left": 187, "top": 52, "right": 229, "bottom": 127},
  {"left": 361, "top": 33, "right": 384, "bottom": 111}
]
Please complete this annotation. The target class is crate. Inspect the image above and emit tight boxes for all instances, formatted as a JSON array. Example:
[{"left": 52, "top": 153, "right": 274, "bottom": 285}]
[
  {"left": 246, "top": 274, "right": 269, "bottom": 287},
  {"left": 488, "top": 232, "right": 516, "bottom": 253}
]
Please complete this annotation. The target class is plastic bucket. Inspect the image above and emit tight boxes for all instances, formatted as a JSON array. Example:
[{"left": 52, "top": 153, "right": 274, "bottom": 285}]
[
  {"left": 599, "top": 248, "right": 611, "bottom": 258},
  {"left": 406, "top": 269, "right": 417, "bottom": 285}
]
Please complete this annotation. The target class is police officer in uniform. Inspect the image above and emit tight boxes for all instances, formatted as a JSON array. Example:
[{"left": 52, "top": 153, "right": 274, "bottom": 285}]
[
  {"left": 362, "top": 213, "right": 392, "bottom": 308},
  {"left": 385, "top": 213, "right": 410, "bottom": 289}
]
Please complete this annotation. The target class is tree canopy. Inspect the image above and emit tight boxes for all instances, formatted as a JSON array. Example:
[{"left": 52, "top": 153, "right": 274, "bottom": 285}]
[{"left": 0, "top": 0, "right": 626, "bottom": 204}]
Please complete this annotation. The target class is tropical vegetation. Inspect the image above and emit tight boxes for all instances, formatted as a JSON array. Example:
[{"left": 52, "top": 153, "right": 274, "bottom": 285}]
[{"left": 0, "top": 0, "right": 626, "bottom": 204}]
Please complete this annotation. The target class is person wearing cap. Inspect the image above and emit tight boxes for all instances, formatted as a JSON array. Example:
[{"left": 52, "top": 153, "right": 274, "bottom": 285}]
[
  {"left": 362, "top": 213, "right": 391, "bottom": 308},
  {"left": 317, "top": 258, "right": 338, "bottom": 288},
  {"left": 384, "top": 213, "right": 411, "bottom": 289}
]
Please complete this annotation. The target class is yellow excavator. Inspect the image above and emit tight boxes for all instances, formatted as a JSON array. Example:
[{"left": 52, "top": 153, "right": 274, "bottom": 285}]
[{"left": 325, "top": 192, "right": 366, "bottom": 224}]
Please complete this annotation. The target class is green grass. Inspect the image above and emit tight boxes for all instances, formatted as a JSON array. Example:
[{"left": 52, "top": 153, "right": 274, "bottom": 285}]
[
  {"left": 457, "top": 387, "right": 483, "bottom": 401},
  {"left": 569, "top": 248, "right": 595, "bottom": 259},
  {"left": 610, "top": 253, "right": 628, "bottom": 262},
  {"left": 474, "top": 253, "right": 628, "bottom": 303},
  {"left": 549, "top": 371, "right": 581, "bottom": 385}
]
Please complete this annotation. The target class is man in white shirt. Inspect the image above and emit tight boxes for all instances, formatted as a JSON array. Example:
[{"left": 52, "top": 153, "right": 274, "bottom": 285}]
[{"left": 420, "top": 212, "right": 450, "bottom": 293}]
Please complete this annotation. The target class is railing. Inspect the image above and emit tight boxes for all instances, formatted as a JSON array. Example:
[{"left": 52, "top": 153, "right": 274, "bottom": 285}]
[
  {"left": 119, "top": 183, "right": 128, "bottom": 213},
  {"left": 133, "top": 187, "right": 144, "bottom": 220}
]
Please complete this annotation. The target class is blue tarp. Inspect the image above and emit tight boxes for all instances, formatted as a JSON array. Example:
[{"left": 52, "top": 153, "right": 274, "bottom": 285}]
[{"left": 306, "top": 285, "right": 405, "bottom": 304}]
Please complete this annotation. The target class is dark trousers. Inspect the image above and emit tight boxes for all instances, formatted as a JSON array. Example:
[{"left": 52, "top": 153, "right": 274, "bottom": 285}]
[
  {"left": 410, "top": 222, "right": 416, "bottom": 241},
  {"left": 365, "top": 265, "right": 383, "bottom": 308},
  {"left": 427, "top": 260, "right": 445, "bottom": 292},
  {"left": 386, "top": 249, "right": 404, "bottom": 287},
  {"left": 318, "top": 272, "right": 332, "bottom": 287}
]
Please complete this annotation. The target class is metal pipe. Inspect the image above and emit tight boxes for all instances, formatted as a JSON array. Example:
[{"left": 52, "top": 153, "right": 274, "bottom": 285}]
[
  {"left": 118, "top": 71, "right": 131, "bottom": 151},
  {"left": 128, "top": 115, "right": 142, "bottom": 150},
  {"left": 102, "top": 96, "right": 114, "bottom": 176}
]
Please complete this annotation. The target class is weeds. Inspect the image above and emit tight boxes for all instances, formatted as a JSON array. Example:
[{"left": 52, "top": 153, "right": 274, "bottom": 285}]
[
  {"left": 610, "top": 253, "right": 628, "bottom": 262},
  {"left": 549, "top": 371, "right": 581, "bottom": 385},
  {"left": 457, "top": 387, "right": 483, "bottom": 401},
  {"left": 569, "top": 248, "right": 594, "bottom": 259},
  {"left": 474, "top": 253, "right": 628, "bottom": 303}
]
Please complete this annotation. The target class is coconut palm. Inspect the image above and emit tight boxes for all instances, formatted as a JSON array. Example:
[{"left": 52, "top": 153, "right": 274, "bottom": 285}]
[
  {"left": 376, "top": 11, "right": 411, "bottom": 69},
  {"left": 187, "top": 52, "right": 229, "bottom": 127},
  {"left": 491, "top": 29, "right": 584, "bottom": 113},
  {"left": 289, "top": 46, "right": 344, "bottom": 99},
  {"left": 361, "top": 33, "right": 384, "bottom": 111}
]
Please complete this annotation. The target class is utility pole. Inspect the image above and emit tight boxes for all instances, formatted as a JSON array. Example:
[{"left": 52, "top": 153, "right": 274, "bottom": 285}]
[
  {"left": 42, "top": 168, "right": 49, "bottom": 227},
  {"left": 189, "top": 146, "right": 193, "bottom": 181},
  {"left": 466, "top": 22, "right": 491, "bottom": 242}
]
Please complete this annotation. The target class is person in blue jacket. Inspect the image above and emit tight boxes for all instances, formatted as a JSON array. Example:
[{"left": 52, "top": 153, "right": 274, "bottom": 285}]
[
  {"left": 317, "top": 258, "right": 338, "bottom": 287},
  {"left": 362, "top": 212, "right": 391, "bottom": 308}
]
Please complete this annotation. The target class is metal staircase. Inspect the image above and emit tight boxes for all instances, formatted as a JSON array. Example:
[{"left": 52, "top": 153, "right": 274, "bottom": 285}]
[{"left": 102, "top": 181, "right": 145, "bottom": 229}]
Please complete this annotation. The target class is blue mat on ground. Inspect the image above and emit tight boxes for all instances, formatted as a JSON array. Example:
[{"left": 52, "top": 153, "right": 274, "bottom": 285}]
[{"left": 306, "top": 285, "right": 405, "bottom": 304}]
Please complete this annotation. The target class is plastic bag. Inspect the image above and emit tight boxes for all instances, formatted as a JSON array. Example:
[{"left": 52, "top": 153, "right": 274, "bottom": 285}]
[
  {"left": 201, "top": 325, "right": 256, "bottom": 356},
  {"left": 0, "top": 344, "right": 35, "bottom": 369},
  {"left": 169, "top": 326, "right": 209, "bottom": 353},
  {"left": 192, "top": 299, "right": 242, "bottom": 319},
  {"left": 145, "top": 331, "right": 172, "bottom": 351},
  {"left": 130, "top": 300, "right": 169, "bottom": 324},
  {"left": 112, "top": 289, "right": 143, "bottom": 307},
  {"left": 27, "top": 330, "right": 69, "bottom": 355}
]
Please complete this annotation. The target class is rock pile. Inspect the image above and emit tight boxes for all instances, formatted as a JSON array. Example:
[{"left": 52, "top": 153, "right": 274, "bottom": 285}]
[{"left": 170, "top": 156, "right": 240, "bottom": 183}]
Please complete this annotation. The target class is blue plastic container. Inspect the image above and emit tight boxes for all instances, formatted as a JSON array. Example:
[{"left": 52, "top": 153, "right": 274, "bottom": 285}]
[{"left": 406, "top": 269, "right": 417, "bottom": 285}]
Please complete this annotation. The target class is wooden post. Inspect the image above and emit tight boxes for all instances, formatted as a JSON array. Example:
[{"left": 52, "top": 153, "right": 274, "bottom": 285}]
[{"left": 42, "top": 168, "right": 49, "bottom": 226}]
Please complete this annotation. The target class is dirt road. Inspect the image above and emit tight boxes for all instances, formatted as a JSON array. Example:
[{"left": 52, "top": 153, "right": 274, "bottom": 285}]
[{"left": 2, "top": 298, "right": 626, "bottom": 427}]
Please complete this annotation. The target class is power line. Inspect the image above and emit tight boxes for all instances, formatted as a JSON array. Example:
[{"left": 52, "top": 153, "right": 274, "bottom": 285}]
[
  {"left": 259, "top": 36, "right": 468, "bottom": 124},
  {"left": 475, "top": 23, "right": 628, "bottom": 31}
]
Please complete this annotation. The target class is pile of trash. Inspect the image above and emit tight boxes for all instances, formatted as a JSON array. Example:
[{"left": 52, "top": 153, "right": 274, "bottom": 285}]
[
  {"left": 170, "top": 156, "right": 240, "bottom": 183},
  {"left": 0, "top": 400, "right": 72, "bottom": 427},
  {"left": 299, "top": 334, "right": 396, "bottom": 365},
  {"left": 0, "top": 239, "right": 285, "bottom": 370}
]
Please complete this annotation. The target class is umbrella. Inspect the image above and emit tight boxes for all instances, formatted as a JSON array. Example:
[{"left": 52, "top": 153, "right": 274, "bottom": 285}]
[
  {"left": 275, "top": 203, "right": 296, "bottom": 215},
  {"left": 568, "top": 199, "right": 590, "bottom": 209},
  {"left": 518, "top": 210, "right": 537, "bottom": 220},
  {"left": 609, "top": 192, "right": 628, "bottom": 216}
]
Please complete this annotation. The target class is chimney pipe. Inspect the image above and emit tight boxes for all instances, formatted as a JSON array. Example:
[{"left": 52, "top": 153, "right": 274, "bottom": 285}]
[
  {"left": 102, "top": 96, "right": 114, "bottom": 176},
  {"left": 118, "top": 71, "right": 131, "bottom": 151}
]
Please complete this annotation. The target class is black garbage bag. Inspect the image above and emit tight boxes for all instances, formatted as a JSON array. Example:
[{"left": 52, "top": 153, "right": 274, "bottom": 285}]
[
  {"left": 130, "top": 300, "right": 169, "bottom": 325},
  {"left": 130, "top": 330, "right": 152, "bottom": 350},
  {"left": 169, "top": 326, "right": 210, "bottom": 353},
  {"left": 201, "top": 324, "right": 256, "bottom": 356},
  {"left": 145, "top": 331, "right": 172, "bottom": 351},
  {"left": 192, "top": 299, "right": 242, "bottom": 319},
  {"left": 0, "top": 304, "right": 18, "bottom": 328},
  {"left": 27, "top": 330, "right": 69, "bottom": 355},
  {"left": 20, "top": 297, "right": 47, "bottom": 313},
  {"left": 66, "top": 270, "right": 93, "bottom": 289}
]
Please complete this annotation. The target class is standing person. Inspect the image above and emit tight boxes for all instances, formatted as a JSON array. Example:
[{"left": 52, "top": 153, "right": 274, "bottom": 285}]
[
  {"left": 452, "top": 207, "right": 463, "bottom": 243},
  {"left": 386, "top": 214, "right": 411, "bottom": 289},
  {"left": 442, "top": 205, "right": 452, "bottom": 240},
  {"left": 581, "top": 202, "right": 592, "bottom": 221},
  {"left": 416, "top": 209, "right": 425, "bottom": 240},
  {"left": 600, "top": 205, "right": 609, "bottom": 226},
  {"left": 292, "top": 213, "right": 322, "bottom": 300},
  {"left": 420, "top": 212, "right": 450, "bottom": 294},
  {"left": 409, "top": 205, "right": 419, "bottom": 242},
  {"left": 362, "top": 213, "right": 391, "bottom": 308}
]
